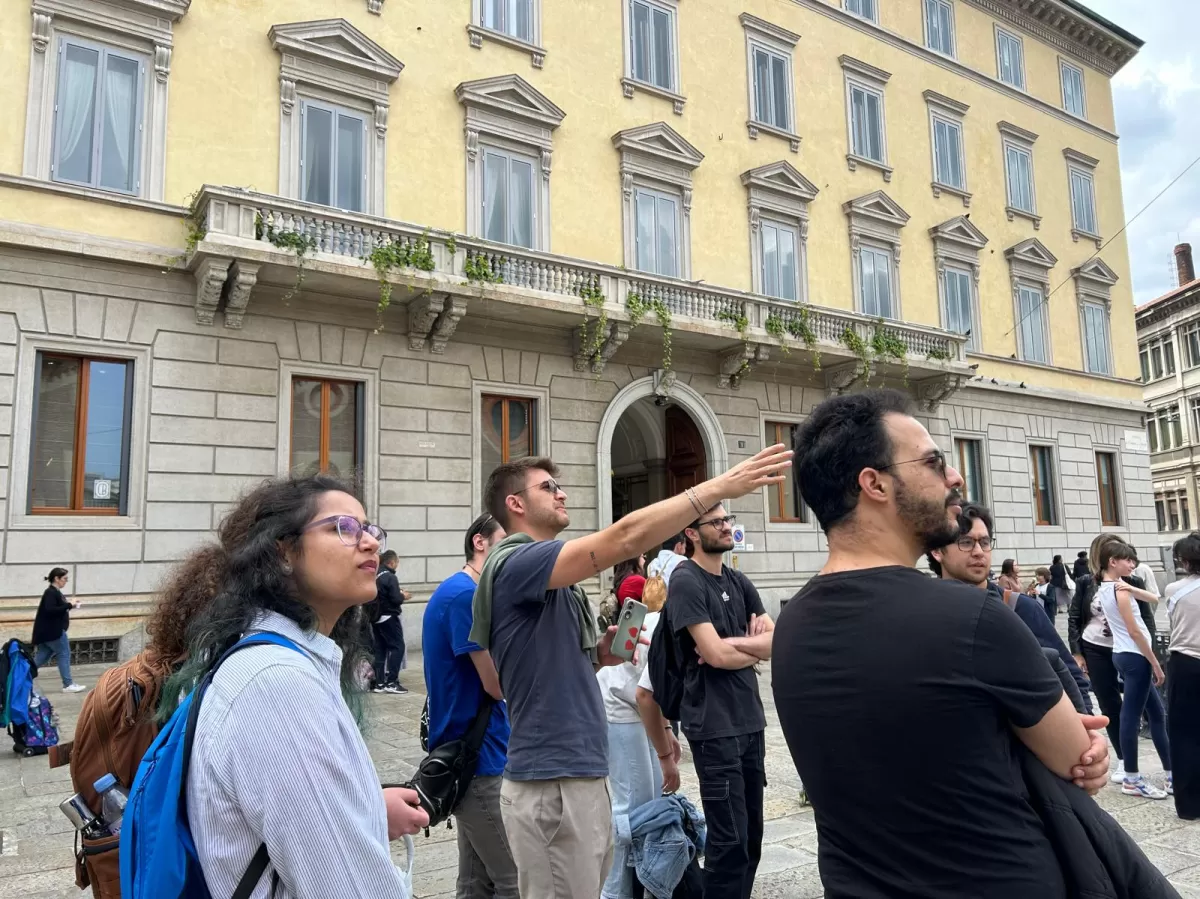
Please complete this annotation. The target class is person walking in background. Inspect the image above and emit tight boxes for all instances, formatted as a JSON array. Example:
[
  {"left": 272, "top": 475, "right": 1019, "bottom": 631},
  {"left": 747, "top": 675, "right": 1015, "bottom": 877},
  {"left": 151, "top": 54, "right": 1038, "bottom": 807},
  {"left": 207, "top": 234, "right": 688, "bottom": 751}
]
[
  {"left": 1048, "top": 554, "right": 1070, "bottom": 621},
  {"left": 1096, "top": 539, "right": 1173, "bottom": 799},
  {"left": 423, "top": 513, "right": 518, "bottom": 899},
  {"left": 371, "top": 549, "right": 409, "bottom": 694},
  {"left": 32, "top": 568, "right": 86, "bottom": 693},
  {"left": 1166, "top": 533, "right": 1200, "bottom": 819},
  {"left": 998, "top": 558, "right": 1022, "bottom": 592},
  {"left": 1073, "top": 551, "right": 1091, "bottom": 582}
]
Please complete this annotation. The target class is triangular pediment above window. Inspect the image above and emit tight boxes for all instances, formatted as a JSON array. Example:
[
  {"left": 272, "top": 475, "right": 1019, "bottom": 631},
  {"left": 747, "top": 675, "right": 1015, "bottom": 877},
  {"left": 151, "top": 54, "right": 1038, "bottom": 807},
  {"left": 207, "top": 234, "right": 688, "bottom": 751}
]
[
  {"left": 842, "top": 190, "right": 910, "bottom": 228},
  {"left": 612, "top": 122, "right": 704, "bottom": 170},
  {"left": 456, "top": 74, "right": 566, "bottom": 130},
  {"left": 269, "top": 19, "right": 404, "bottom": 82},
  {"left": 929, "top": 215, "right": 988, "bottom": 251},
  {"left": 740, "top": 161, "right": 819, "bottom": 203},
  {"left": 1005, "top": 237, "right": 1058, "bottom": 270},
  {"left": 1073, "top": 256, "right": 1119, "bottom": 286}
]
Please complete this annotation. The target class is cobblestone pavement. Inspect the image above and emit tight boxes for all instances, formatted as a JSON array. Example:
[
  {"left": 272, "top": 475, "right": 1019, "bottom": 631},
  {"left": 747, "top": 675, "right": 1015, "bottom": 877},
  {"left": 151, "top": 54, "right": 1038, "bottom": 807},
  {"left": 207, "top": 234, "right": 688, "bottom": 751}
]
[{"left": 4, "top": 658, "right": 1200, "bottom": 899}]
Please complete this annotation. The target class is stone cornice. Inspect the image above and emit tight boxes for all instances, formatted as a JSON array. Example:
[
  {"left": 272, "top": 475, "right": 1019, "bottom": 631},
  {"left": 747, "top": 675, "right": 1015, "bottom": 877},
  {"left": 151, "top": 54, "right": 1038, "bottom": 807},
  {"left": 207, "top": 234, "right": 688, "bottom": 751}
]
[{"left": 1136, "top": 285, "right": 1200, "bottom": 331}]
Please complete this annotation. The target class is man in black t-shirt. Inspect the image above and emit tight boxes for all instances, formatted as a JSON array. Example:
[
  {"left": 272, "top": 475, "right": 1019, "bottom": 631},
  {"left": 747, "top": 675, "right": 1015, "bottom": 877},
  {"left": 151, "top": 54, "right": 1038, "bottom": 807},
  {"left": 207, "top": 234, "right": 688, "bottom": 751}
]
[
  {"left": 668, "top": 501, "right": 773, "bottom": 899},
  {"left": 773, "top": 389, "right": 1113, "bottom": 899}
]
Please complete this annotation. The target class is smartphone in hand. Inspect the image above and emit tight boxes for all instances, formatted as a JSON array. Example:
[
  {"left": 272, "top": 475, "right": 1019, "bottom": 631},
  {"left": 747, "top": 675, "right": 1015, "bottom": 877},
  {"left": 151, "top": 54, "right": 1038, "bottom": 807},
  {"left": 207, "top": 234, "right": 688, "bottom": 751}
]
[{"left": 611, "top": 599, "right": 649, "bottom": 663}]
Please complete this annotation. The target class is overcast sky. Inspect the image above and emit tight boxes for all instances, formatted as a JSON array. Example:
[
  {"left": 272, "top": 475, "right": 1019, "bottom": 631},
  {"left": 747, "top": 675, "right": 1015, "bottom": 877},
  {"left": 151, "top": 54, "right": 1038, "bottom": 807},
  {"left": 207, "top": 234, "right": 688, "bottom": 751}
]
[{"left": 1082, "top": 0, "right": 1200, "bottom": 306}]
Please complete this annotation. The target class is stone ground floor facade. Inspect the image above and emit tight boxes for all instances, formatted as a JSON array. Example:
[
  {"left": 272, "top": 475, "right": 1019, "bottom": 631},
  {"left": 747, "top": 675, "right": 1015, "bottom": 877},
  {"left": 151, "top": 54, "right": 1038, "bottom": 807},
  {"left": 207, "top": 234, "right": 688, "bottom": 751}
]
[{"left": 0, "top": 243, "right": 1157, "bottom": 652}]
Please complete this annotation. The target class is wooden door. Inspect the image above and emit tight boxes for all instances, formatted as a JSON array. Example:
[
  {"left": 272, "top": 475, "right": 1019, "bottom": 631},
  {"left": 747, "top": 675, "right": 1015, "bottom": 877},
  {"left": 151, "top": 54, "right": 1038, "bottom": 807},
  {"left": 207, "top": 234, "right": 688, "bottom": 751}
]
[{"left": 666, "top": 406, "right": 706, "bottom": 495}]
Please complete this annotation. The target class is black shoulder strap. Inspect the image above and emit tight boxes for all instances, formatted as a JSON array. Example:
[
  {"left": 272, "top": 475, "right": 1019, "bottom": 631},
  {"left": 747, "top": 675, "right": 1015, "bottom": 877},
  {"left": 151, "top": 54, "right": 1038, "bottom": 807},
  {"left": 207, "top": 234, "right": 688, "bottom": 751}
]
[
  {"left": 464, "top": 697, "right": 497, "bottom": 753},
  {"left": 232, "top": 843, "right": 271, "bottom": 899}
]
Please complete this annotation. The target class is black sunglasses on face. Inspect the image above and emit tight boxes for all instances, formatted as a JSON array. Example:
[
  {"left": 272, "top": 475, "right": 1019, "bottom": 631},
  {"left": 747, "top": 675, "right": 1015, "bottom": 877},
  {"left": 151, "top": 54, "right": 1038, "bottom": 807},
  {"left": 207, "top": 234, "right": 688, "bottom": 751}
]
[
  {"left": 514, "top": 478, "right": 563, "bottom": 496},
  {"left": 878, "top": 449, "right": 948, "bottom": 479}
]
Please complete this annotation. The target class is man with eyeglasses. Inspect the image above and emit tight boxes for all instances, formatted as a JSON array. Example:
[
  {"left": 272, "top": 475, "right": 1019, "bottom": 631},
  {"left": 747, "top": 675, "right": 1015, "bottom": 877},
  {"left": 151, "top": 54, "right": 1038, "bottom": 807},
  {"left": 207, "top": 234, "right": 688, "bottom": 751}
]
[
  {"left": 663, "top": 501, "right": 773, "bottom": 899},
  {"left": 927, "top": 502, "right": 1093, "bottom": 712}
]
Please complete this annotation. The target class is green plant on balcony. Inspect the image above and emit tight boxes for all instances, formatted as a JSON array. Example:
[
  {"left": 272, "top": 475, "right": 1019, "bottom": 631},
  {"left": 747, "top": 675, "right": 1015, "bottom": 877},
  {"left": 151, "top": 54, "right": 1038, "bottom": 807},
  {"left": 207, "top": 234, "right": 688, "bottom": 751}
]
[
  {"left": 926, "top": 346, "right": 952, "bottom": 362},
  {"left": 715, "top": 306, "right": 752, "bottom": 380},
  {"left": 765, "top": 308, "right": 823, "bottom": 370},
  {"left": 764, "top": 312, "right": 788, "bottom": 351},
  {"left": 627, "top": 291, "right": 673, "bottom": 374},
  {"left": 256, "top": 216, "right": 318, "bottom": 303},
  {"left": 464, "top": 251, "right": 505, "bottom": 284},
  {"left": 363, "top": 231, "right": 436, "bottom": 324},
  {"left": 870, "top": 320, "right": 910, "bottom": 386},
  {"left": 578, "top": 276, "right": 608, "bottom": 369},
  {"left": 446, "top": 233, "right": 458, "bottom": 259},
  {"left": 841, "top": 327, "right": 872, "bottom": 381}
]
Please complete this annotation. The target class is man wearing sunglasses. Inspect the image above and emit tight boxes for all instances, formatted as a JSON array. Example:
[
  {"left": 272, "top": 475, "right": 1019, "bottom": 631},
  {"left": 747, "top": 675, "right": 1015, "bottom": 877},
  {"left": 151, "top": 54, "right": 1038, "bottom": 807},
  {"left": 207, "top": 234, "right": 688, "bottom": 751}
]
[{"left": 927, "top": 503, "right": 1093, "bottom": 713}]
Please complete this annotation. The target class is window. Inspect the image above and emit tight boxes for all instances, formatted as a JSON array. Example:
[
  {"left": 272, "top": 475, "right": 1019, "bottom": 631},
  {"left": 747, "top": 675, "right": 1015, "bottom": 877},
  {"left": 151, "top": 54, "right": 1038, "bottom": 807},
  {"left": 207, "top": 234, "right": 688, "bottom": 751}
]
[
  {"left": 741, "top": 16, "right": 800, "bottom": 148},
  {"left": 1061, "top": 60, "right": 1086, "bottom": 118},
  {"left": 299, "top": 101, "right": 366, "bottom": 212},
  {"left": 634, "top": 186, "right": 680, "bottom": 277},
  {"left": 1183, "top": 324, "right": 1200, "bottom": 369},
  {"left": 1069, "top": 168, "right": 1097, "bottom": 237},
  {"left": 850, "top": 85, "right": 885, "bottom": 164},
  {"left": 766, "top": 422, "right": 807, "bottom": 522},
  {"left": 859, "top": 245, "right": 894, "bottom": 318},
  {"left": 1030, "top": 446, "right": 1058, "bottom": 526},
  {"left": 924, "top": 0, "right": 955, "bottom": 56},
  {"left": 846, "top": 0, "right": 878, "bottom": 21},
  {"left": 290, "top": 378, "right": 363, "bottom": 477},
  {"left": 942, "top": 265, "right": 975, "bottom": 348},
  {"left": 51, "top": 38, "right": 144, "bottom": 195},
  {"left": 760, "top": 220, "right": 800, "bottom": 301},
  {"left": 1095, "top": 452, "right": 1120, "bottom": 526},
  {"left": 469, "top": 0, "right": 544, "bottom": 64},
  {"left": 1159, "top": 490, "right": 1192, "bottom": 532},
  {"left": 955, "top": 438, "right": 985, "bottom": 503},
  {"left": 29, "top": 354, "right": 132, "bottom": 515},
  {"left": 752, "top": 46, "right": 790, "bottom": 132},
  {"left": 1140, "top": 336, "right": 1176, "bottom": 381},
  {"left": 996, "top": 28, "right": 1025, "bottom": 89},
  {"left": 629, "top": 0, "right": 676, "bottom": 92},
  {"left": 1147, "top": 405, "right": 1183, "bottom": 453},
  {"left": 1016, "top": 284, "right": 1049, "bottom": 363},
  {"left": 932, "top": 116, "right": 964, "bottom": 191},
  {"left": 481, "top": 147, "right": 536, "bottom": 248},
  {"left": 743, "top": 160, "right": 816, "bottom": 304},
  {"left": 482, "top": 0, "right": 533, "bottom": 42},
  {"left": 1005, "top": 144, "right": 1035, "bottom": 214},
  {"left": 1157, "top": 497, "right": 1167, "bottom": 532},
  {"left": 482, "top": 395, "right": 536, "bottom": 482},
  {"left": 1080, "top": 301, "right": 1112, "bottom": 375},
  {"left": 1191, "top": 398, "right": 1200, "bottom": 444},
  {"left": 931, "top": 215, "right": 986, "bottom": 348}
]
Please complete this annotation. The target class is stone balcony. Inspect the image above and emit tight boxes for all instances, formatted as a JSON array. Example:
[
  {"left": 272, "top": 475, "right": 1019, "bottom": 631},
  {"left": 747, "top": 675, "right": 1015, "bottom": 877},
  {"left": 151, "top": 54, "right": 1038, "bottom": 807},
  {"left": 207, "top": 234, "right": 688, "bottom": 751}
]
[{"left": 189, "top": 186, "right": 972, "bottom": 407}]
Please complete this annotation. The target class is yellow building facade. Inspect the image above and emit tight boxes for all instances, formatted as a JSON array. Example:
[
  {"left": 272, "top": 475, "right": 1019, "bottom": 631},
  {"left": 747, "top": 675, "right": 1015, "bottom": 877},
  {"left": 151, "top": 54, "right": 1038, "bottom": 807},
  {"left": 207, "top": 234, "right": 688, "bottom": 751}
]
[{"left": 0, "top": 0, "right": 1156, "bottom": 649}]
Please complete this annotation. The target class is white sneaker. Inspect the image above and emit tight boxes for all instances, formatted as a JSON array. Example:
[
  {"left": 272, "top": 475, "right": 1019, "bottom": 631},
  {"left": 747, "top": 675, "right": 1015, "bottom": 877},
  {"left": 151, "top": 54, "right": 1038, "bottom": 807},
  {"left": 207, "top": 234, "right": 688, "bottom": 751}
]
[
  {"left": 1122, "top": 775, "right": 1168, "bottom": 799},
  {"left": 1110, "top": 760, "right": 1126, "bottom": 784},
  {"left": 62, "top": 683, "right": 88, "bottom": 694}
]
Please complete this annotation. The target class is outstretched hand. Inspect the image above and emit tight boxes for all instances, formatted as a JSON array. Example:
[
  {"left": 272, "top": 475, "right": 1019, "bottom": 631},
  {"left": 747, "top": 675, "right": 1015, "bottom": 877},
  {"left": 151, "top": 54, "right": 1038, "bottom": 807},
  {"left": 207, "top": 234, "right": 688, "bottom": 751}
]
[{"left": 718, "top": 444, "right": 794, "bottom": 499}]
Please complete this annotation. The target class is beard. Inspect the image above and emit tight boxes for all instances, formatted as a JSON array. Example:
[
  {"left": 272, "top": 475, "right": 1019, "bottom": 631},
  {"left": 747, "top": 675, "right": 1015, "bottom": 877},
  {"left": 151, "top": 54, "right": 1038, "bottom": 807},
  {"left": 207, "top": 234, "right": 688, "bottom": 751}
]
[
  {"left": 698, "top": 530, "right": 733, "bottom": 555},
  {"left": 894, "top": 476, "right": 961, "bottom": 552}
]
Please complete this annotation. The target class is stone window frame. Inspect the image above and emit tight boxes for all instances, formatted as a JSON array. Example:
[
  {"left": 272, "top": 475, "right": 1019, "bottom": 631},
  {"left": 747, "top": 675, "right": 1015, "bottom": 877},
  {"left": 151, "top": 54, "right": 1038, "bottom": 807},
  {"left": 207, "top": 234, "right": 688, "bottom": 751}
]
[
  {"left": 924, "top": 90, "right": 970, "bottom": 206},
  {"left": 1093, "top": 446, "right": 1123, "bottom": 528},
  {"left": 1072, "top": 257, "right": 1118, "bottom": 377},
  {"left": 741, "top": 161, "right": 818, "bottom": 304},
  {"left": 467, "top": 0, "right": 546, "bottom": 68},
  {"left": 621, "top": 0, "right": 686, "bottom": 115},
  {"left": 613, "top": 122, "right": 704, "bottom": 279},
  {"left": 1029, "top": 441, "right": 1063, "bottom": 529},
  {"left": 759, "top": 412, "right": 817, "bottom": 532},
  {"left": 951, "top": 431, "right": 990, "bottom": 505},
  {"left": 843, "top": 0, "right": 879, "bottom": 24},
  {"left": 457, "top": 74, "right": 566, "bottom": 253},
  {"left": 840, "top": 55, "right": 892, "bottom": 181},
  {"left": 995, "top": 24, "right": 1026, "bottom": 91},
  {"left": 9, "top": 334, "right": 151, "bottom": 532},
  {"left": 23, "top": 0, "right": 189, "bottom": 202},
  {"left": 1005, "top": 237, "right": 1058, "bottom": 365},
  {"left": 276, "top": 359, "right": 379, "bottom": 516},
  {"left": 1064, "top": 147, "right": 1101, "bottom": 248},
  {"left": 270, "top": 19, "right": 403, "bottom": 219},
  {"left": 1059, "top": 56, "right": 1087, "bottom": 119},
  {"left": 844, "top": 190, "right": 910, "bottom": 320},
  {"left": 922, "top": 0, "right": 956, "bottom": 58},
  {"left": 470, "top": 380, "right": 550, "bottom": 514},
  {"left": 929, "top": 214, "right": 988, "bottom": 351},
  {"left": 999, "top": 120, "right": 1040, "bottom": 228},
  {"left": 740, "top": 13, "right": 801, "bottom": 152}
]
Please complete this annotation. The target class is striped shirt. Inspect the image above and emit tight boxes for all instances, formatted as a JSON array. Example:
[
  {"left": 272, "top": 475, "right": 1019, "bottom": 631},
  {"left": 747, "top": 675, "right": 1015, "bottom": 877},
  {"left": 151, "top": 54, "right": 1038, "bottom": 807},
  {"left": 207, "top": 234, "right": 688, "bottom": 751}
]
[{"left": 187, "top": 611, "right": 410, "bottom": 898}]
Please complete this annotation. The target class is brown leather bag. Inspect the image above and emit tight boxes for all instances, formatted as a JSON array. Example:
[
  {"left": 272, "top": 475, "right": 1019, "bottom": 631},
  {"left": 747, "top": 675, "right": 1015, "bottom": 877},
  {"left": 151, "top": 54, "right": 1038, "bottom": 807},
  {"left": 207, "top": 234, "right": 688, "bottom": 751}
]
[{"left": 69, "top": 650, "right": 175, "bottom": 898}]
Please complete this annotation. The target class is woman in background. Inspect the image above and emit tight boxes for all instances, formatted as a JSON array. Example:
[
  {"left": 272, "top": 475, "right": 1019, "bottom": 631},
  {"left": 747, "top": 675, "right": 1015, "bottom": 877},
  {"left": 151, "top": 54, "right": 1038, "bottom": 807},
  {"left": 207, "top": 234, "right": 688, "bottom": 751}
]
[{"left": 32, "top": 568, "right": 86, "bottom": 693}]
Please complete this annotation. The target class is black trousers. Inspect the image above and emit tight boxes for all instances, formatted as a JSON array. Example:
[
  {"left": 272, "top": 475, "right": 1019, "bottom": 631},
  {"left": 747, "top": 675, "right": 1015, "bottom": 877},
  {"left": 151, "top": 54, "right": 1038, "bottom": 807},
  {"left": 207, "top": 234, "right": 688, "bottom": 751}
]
[
  {"left": 372, "top": 616, "right": 403, "bottom": 685},
  {"left": 1082, "top": 640, "right": 1123, "bottom": 760},
  {"left": 690, "top": 731, "right": 765, "bottom": 899},
  {"left": 1169, "top": 652, "right": 1200, "bottom": 819}
]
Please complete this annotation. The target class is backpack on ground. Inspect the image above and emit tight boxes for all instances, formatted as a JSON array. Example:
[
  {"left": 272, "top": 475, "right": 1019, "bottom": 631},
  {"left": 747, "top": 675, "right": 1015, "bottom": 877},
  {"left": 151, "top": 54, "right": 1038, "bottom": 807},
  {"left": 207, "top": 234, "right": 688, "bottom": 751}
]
[
  {"left": 401, "top": 696, "right": 495, "bottom": 831},
  {"left": 647, "top": 605, "right": 684, "bottom": 722},
  {"left": 120, "top": 633, "right": 303, "bottom": 899}
]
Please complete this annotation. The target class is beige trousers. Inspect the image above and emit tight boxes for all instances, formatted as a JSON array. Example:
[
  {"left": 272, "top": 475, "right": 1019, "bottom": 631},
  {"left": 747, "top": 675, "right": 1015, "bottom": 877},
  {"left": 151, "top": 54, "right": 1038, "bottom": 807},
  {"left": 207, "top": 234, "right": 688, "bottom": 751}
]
[{"left": 499, "top": 776, "right": 614, "bottom": 899}]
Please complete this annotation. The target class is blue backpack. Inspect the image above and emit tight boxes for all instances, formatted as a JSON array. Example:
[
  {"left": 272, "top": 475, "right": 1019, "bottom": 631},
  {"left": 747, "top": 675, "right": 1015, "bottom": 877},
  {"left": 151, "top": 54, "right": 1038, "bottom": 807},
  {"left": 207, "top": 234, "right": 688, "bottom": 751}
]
[{"left": 120, "top": 633, "right": 303, "bottom": 899}]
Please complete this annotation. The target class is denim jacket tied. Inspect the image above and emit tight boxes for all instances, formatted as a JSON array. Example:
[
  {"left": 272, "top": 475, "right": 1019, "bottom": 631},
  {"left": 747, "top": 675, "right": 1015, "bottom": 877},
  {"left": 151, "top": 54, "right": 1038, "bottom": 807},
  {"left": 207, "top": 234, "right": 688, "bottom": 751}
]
[{"left": 613, "top": 794, "right": 706, "bottom": 898}]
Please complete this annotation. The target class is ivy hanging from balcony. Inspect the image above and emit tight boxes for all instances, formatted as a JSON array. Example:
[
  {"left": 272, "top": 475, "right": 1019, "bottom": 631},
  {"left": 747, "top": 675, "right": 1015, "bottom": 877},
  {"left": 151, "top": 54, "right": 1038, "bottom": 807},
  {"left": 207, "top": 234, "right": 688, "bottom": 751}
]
[
  {"left": 363, "top": 231, "right": 436, "bottom": 327},
  {"left": 464, "top": 251, "right": 505, "bottom": 284},
  {"left": 715, "top": 306, "right": 752, "bottom": 381},
  {"left": 840, "top": 320, "right": 912, "bottom": 386},
  {"left": 579, "top": 276, "right": 607, "bottom": 369},
  {"left": 257, "top": 215, "right": 317, "bottom": 303},
  {"left": 627, "top": 291, "right": 673, "bottom": 374},
  {"left": 926, "top": 346, "right": 952, "bottom": 362},
  {"left": 169, "top": 191, "right": 206, "bottom": 269},
  {"left": 764, "top": 309, "right": 821, "bottom": 371}
]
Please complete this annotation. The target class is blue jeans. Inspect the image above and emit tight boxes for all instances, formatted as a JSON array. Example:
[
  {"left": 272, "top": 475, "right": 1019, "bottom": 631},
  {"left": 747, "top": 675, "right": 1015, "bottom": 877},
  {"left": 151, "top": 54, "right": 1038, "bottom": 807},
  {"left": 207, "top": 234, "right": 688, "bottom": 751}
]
[
  {"left": 1112, "top": 651, "right": 1171, "bottom": 775},
  {"left": 34, "top": 633, "right": 73, "bottom": 688},
  {"left": 603, "top": 721, "right": 663, "bottom": 899}
]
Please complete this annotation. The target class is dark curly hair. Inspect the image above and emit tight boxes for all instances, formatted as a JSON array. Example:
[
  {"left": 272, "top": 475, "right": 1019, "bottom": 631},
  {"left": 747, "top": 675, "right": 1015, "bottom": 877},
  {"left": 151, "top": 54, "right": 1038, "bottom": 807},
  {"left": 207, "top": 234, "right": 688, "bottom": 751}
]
[{"left": 159, "top": 474, "right": 372, "bottom": 726}]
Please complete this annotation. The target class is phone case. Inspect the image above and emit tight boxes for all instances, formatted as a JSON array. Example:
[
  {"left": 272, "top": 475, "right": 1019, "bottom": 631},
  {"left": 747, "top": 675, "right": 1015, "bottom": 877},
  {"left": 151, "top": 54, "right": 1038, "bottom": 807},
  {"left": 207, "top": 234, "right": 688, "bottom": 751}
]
[{"left": 613, "top": 599, "right": 649, "bottom": 662}]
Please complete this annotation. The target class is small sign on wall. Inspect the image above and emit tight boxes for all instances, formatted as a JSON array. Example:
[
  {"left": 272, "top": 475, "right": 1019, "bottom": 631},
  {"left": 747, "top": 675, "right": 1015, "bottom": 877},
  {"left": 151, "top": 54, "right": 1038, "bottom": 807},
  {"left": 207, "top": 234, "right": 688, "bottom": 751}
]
[
  {"left": 732, "top": 524, "right": 749, "bottom": 552},
  {"left": 93, "top": 479, "right": 111, "bottom": 500},
  {"left": 1124, "top": 429, "right": 1149, "bottom": 454}
]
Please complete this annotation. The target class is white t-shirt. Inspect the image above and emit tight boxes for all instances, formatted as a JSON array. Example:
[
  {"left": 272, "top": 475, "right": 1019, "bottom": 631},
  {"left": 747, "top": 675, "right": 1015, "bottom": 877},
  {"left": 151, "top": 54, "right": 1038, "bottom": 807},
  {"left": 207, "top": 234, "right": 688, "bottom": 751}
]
[
  {"left": 596, "top": 611, "right": 659, "bottom": 724},
  {"left": 1133, "top": 563, "right": 1161, "bottom": 598},
  {"left": 1097, "top": 580, "right": 1151, "bottom": 656},
  {"left": 1081, "top": 589, "right": 1112, "bottom": 648},
  {"left": 647, "top": 550, "right": 686, "bottom": 585},
  {"left": 1167, "top": 576, "right": 1200, "bottom": 661}
]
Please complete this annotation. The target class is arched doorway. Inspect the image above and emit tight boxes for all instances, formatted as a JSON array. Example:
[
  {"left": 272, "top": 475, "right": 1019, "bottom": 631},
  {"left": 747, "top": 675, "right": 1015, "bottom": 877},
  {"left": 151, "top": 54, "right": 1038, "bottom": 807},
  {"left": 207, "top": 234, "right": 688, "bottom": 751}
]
[{"left": 597, "top": 377, "right": 728, "bottom": 528}]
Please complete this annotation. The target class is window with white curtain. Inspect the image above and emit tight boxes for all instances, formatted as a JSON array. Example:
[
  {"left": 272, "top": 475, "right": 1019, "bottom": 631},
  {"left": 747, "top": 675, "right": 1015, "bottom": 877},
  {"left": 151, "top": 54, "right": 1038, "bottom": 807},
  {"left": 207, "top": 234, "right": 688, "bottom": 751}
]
[
  {"left": 1005, "top": 143, "right": 1035, "bottom": 213},
  {"left": 1016, "top": 283, "right": 1049, "bottom": 363},
  {"left": 482, "top": 0, "right": 533, "bottom": 42},
  {"left": 52, "top": 38, "right": 144, "bottom": 195},
  {"left": 300, "top": 100, "right": 366, "bottom": 212},
  {"left": 752, "top": 46, "right": 791, "bottom": 131},
  {"left": 482, "top": 146, "right": 536, "bottom": 249},
  {"left": 1061, "top": 61, "right": 1086, "bottom": 117},
  {"left": 760, "top": 219, "right": 799, "bottom": 301},
  {"left": 1080, "top": 301, "right": 1112, "bottom": 375},
  {"left": 942, "top": 265, "right": 976, "bottom": 348},
  {"left": 932, "top": 116, "right": 964, "bottom": 190},
  {"left": 629, "top": 0, "right": 675, "bottom": 91},
  {"left": 846, "top": 0, "right": 878, "bottom": 22},
  {"left": 1069, "top": 167, "right": 1097, "bottom": 235},
  {"left": 634, "top": 185, "right": 680, "bottom": 277},
  {"left": 996, "top": 29, "right": 1025, "bottom": 89},
  {"left": 858, "top": 245, "right": 894, "bottom": 318},
  {"left": 850, "top": 85, "right": 885, "bottom": 163},
  {"left": 924, "top": 0, "right": 954, "bottom": 55}
]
